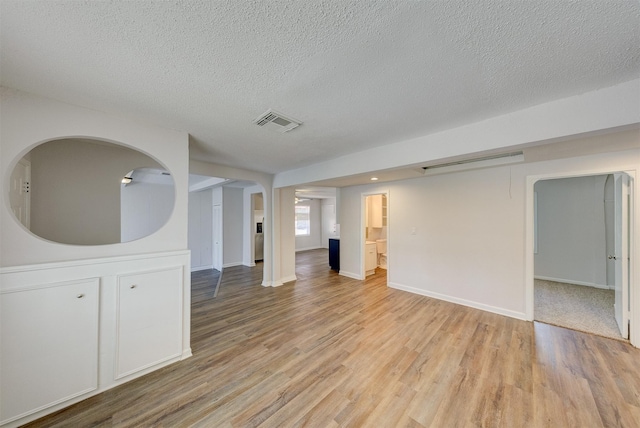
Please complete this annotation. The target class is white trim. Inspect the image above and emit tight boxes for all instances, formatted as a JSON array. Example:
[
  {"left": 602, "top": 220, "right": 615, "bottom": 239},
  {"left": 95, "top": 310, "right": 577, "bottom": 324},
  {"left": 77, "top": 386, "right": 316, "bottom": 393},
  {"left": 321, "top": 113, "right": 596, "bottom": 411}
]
[
  {"left": 360, "top": 190, "right": 390, "bottom": 285},
  {"left": 389, "top": 282, "right": 527, "bottom": 321},
  {"left": 295, "top": 246, "right": 323, "bottom": 252},
  {"left": 190, "top": 265, "right": 213, "bottom": 272},
  {"left": 279, "top": 274, "right": 297, "bottom": 284},
  {"left": 0, "top": 250, "right": 190, "bottom": 274},
  {"left": 244, "top": 262, "right": 257, "bottom": 267},
  {"left": 526, "top": 168, "right": 638, "bottom": 347},
  {"left": 263, "top": 275, "right": 298, "bottom": 287},
  {"left": 534, "top": 275, "right": 613, "bottom": 290},
  {"left": 222, "top": 261, "right": 243, "bottom": 268},
  {"left": 339, "top": 270, "right": 362, "bottom": 280}
]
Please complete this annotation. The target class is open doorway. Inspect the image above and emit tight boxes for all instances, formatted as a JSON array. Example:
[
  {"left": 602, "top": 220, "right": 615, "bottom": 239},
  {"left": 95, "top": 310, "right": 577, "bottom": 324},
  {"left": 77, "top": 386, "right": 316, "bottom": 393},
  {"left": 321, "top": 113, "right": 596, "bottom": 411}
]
[
  {"left": 532, "top": 173, "right": 632, "bottom": 340},
  {"left": 362, "top": 192, "right": 388, "bottom": 281},
  {"left": 292, "top": 187, "right": 338, "bottom": 277},
  {"left": 252, "top": 192, "right": 264, "bottom": 263}
]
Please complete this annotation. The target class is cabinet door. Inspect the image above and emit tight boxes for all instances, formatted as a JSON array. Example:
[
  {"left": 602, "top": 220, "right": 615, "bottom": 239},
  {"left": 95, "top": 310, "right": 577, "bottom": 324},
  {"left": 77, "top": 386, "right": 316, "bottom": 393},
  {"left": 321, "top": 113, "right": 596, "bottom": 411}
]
[
  {"left": 116, "top": 267, "right": 183, "bottom": 379},
  {"left": 369, "top": 195, "right": 383, "bottom": 228},
  {"left": 365, "top": 243, "right": 377, "bottom": 274},
  {"left": 1, "top": 279, "right": 99, "bottom": 424}
]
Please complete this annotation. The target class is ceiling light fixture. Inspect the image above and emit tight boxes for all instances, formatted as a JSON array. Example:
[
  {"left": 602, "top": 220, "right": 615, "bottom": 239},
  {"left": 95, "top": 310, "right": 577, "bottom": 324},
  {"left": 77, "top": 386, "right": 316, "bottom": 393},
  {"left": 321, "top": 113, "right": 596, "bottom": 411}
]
[{"left": 370, "top": 177, "right": 379, "bottom": 181}]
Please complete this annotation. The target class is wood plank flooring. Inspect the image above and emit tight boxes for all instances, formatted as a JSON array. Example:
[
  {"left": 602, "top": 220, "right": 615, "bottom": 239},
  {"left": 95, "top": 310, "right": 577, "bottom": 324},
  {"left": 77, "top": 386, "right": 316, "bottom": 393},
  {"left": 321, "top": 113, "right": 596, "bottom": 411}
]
[{"left": 23, "top": 249, "right": 640, "bottom": 427}]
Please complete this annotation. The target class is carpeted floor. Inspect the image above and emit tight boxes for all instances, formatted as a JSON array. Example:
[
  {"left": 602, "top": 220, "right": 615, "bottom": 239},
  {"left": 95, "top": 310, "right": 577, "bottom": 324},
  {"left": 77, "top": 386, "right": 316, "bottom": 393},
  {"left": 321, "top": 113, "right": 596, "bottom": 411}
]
[{"left": 534, "top": 279, "right": 624, "bottom": 341}]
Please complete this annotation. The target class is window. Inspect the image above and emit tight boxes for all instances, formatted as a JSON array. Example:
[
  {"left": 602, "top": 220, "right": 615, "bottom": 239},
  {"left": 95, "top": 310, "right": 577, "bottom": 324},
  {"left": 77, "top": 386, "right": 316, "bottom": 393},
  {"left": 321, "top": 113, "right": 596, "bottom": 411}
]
[{"left": 295, "top": 205, "right": 310, "bottom": 236}]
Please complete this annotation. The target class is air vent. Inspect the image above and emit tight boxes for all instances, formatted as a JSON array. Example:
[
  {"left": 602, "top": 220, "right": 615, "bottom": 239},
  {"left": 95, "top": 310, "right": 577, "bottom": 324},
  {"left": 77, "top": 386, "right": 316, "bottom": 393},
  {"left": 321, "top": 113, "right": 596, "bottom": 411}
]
[{"left": 254, "top": 109, "right": 302, "bottom": 133}]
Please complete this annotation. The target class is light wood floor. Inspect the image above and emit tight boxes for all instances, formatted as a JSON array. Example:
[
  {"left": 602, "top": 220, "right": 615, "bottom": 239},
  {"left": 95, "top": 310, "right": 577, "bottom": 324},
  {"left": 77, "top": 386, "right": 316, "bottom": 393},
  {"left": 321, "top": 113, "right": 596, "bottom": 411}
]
[{"left": 24, "top": 249, "right": 640, "bottom": 427}]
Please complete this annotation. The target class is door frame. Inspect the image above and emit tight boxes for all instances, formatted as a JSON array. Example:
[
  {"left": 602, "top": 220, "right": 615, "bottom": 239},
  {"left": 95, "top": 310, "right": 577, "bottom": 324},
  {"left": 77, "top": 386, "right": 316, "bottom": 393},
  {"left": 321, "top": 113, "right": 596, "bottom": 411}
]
[
  {"left": 360, "top": 190, "right": 389, "bottom": 282},
  {"left": 212, "top": 203, "right": 223, "bottom": 271},
  {"left": 525, "top": 169, "right": 637, "bottom": 346}
]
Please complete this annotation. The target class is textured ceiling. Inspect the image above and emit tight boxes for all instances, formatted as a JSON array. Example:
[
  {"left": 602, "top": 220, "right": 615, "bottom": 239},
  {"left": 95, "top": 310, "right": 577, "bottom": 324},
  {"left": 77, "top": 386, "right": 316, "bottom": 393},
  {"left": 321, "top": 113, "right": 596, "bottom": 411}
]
[{"left": 1, "top": 1, "right": 639, "bottom": 174}]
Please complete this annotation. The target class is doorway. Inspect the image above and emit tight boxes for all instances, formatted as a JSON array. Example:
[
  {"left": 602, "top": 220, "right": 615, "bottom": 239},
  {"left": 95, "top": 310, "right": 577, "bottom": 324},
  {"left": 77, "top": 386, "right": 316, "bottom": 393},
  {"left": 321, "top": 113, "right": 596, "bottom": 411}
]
[
  {"left": 528, "top": 172, "right": 633, "bottom": 341},
  {"left": 362, "top": 192, "right": 389, "bottom": 281}
]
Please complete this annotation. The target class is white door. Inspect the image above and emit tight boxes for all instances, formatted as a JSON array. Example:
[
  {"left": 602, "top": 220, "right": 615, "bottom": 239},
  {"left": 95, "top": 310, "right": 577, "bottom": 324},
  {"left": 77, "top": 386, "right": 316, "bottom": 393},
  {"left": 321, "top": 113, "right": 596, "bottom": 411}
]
[
  {"left": 8, "top": 158, "right": 30, "bottom": 228},
  {"left": 613, "top": 173, "right": 631, "bottom": 339},
  {"left": 212, "top": 204, "right": 223, "bottom": 271}
]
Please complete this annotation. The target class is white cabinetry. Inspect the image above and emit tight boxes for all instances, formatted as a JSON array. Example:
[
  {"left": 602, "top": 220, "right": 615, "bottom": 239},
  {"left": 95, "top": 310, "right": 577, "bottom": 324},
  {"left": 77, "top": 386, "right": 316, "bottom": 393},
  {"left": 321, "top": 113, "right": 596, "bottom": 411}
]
[
  {"left": 1, "top": 279, "right": 99, "bottom": 425},
  {"left": 365, "top": 242, "right": 377, "bottom": 276},
  {"left": 0, "top": 251, "right": 190, "bottom": 428},
  {"left": 116, "top": 267, "right": 183, "bottom": 378},
  {"left": 368, "top": 194, "right": 387, "bottom": 228}
]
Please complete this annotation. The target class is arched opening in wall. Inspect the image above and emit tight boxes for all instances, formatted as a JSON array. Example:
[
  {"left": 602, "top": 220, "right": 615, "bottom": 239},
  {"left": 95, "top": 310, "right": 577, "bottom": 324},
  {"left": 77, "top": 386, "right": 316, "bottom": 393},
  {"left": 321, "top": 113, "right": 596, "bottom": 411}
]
[
  {"left": 7, "top": 137, "right": 176, "bottom": 245},
  {"left": 293, "top": 186, "right": 339, "bottom": 280},
  {"left": 532, "top": 173, "right": 633, "bottom": 341}
]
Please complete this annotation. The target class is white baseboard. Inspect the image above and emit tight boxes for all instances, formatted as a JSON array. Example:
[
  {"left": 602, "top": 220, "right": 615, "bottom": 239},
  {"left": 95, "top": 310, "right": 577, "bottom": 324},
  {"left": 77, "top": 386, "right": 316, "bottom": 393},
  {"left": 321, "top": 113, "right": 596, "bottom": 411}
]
[
  {"left": 190, "top": 265, "right": 213, "bottom": 272},
  {"left": 339, "top": 271, "right": 362, "bottom": 280},
  {"left": 222, "top": 262, "right": 243, "bottom": 268},
  {"left": 534, "top": 275, "right": 613, "bottom": 290},
  {"left": 280, "top": 275, "right": 297, "bottom": 284},
  {"left": 295, "top": 246, "right": 323, "bottom": 252},
  {"left": 244, "top": 262, "right": 256, "bottom": 267},
  {"left": 261, "top": 275, "right": 297, "bottom": 287},
  {"left": 388, "top": 282, "right": 527, "bottom": 321}
]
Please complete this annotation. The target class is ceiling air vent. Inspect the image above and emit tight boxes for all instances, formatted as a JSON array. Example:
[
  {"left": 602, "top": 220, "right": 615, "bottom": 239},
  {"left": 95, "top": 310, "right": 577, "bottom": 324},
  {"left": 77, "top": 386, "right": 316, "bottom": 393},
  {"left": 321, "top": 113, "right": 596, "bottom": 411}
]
[{"left": 253, "top": 109, "right": 302, "bottom": 133}]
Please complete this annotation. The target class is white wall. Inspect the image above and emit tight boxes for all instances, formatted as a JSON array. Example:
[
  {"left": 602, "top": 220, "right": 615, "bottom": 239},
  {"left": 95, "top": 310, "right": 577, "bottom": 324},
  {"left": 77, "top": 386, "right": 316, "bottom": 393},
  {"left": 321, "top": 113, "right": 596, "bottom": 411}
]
[
  {"left": 121, "top": 180, "right": 175, "bottom": 243},
  {"left": 222, "top": 187, "right": 244, "bottom": 267},
  {"left": 0, "top": 87, "right": 189, "bottom": 267},
  {"left": 277, "top": 187, "right": 296, "bottom": 284},
  {"left": 321, "top": 197, "right": 338, "bottom": 248},
  {"left": 295, "top": 199, "right": 322, "bottom": 251},
  {"left": 188, "top": 189, "right": 213, "bottom": 271},
  {"left": 339, "top": 135, "right": 639, "bottom": 320},
  {"left": 534, "top": 175, "right": 609, "bottom": 288}
]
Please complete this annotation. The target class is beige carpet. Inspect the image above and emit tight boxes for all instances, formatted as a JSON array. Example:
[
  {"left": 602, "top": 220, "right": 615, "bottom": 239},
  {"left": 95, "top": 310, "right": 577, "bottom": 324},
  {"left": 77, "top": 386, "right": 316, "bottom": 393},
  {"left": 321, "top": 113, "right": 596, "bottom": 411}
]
[{"left": 534, "top": 279, "right": 624, "bottom": 341}]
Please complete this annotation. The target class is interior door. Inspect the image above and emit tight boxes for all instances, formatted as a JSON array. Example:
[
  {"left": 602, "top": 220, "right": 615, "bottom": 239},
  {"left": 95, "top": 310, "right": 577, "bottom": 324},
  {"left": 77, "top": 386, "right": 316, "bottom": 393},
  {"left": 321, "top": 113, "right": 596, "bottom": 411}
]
[
  {"left": 613, "top": 173, "right": 630, "bottom": 338},
  {"left": 212, "top": 204, "right": 223, "bottom": 271}
]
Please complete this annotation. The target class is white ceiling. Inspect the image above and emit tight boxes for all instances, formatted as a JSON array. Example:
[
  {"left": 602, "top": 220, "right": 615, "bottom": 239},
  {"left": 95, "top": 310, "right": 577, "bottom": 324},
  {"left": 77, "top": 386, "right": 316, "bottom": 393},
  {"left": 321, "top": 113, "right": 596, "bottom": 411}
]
[{"left": 1, "top": 1, "right": 639, "bottom": 175}]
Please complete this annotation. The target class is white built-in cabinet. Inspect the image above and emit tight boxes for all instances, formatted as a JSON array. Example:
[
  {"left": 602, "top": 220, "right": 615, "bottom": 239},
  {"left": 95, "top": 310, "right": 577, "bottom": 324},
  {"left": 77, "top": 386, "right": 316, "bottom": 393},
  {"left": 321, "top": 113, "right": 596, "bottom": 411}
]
[
  {"left": 368, "top": 194, "right": 387, "bottom": 228},
  {"left": 116, "top": 268, "right": 183, "bottom": 378},
  {"left": 1, "top": 279, "right": 99, "bottom": 424},
  {"left": 0, "top": 251, "right": 191, "bottom": 428},
  {"left": 365, "top": 242, "right": 377, "bottom": 276}
]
